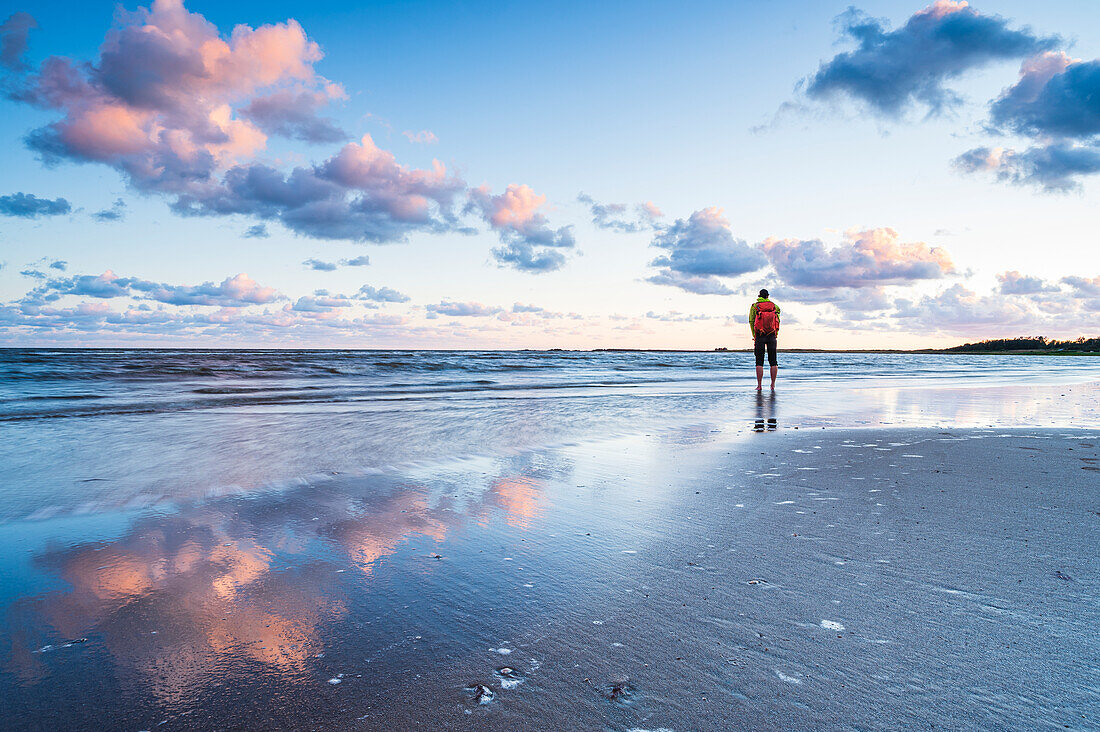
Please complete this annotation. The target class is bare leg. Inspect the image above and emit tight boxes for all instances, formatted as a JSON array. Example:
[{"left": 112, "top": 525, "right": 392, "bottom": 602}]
[
  {"left": 770, "top": 364, "right": 778, "bottom": 390},
  {"left": 756, "top": 365, "right": 763, "bottom": 391}
]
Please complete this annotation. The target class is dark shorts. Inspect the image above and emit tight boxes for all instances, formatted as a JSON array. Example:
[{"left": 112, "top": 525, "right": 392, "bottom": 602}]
[{"left": 754, "top": 333, "right": 777, "bottom": 367}]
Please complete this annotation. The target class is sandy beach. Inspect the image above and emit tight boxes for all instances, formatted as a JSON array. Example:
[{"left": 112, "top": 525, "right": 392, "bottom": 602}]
[{"left": 3, "top": 420, "right": 1097, "bottom": 730}]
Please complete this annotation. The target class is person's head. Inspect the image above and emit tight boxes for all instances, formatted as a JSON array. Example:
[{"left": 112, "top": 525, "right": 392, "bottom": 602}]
[{"left": 758, "top": 288, "right": 769, "bottom": 299}]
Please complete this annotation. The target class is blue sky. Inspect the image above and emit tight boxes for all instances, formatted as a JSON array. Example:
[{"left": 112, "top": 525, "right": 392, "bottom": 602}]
[{"left": 1, "top": 0, "right": 1098, "bottom": 348}]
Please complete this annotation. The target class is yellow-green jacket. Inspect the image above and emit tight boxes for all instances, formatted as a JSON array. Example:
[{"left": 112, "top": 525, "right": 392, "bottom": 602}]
[{"left": 748, "top": 297, "right": 780, "bottom": 338}]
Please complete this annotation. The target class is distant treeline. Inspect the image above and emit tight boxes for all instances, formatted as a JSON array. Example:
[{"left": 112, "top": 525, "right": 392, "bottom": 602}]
[{"left": 943, "top": 336, "right": 1100, "bottom": 353}]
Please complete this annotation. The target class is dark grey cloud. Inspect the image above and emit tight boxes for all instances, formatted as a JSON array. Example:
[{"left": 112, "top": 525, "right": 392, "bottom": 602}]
[
  {"left": 356, "top": 284, "right": 409, "bottom": 303},
  {"left": 759, "top": 228, "right": 954, "bottom": 288},
  {"left": 243, "top": 223, "right": 270, "bottom": 238},
  {"left": 93, "top": 198, "right": 126, "bottom": 222},
  {"left": 646, "top": 207, "right": 766, "bottom": 294},
  {"left": 577, "top": 192, "right": 662, "bottom": 233},
  {"left": 958, "top": 52, "right": 1100, "bottom": 191},
  {"left": 240, "top": 90, "right": 347, "bottom": 144},
  {"left": 804, "top": 3, "right": 1057, "bottom": 116},
  {"left": 989, "top": 53, "right": 1100, "bottom": 139},
  {"left": 0, "top": 192, "right": 71, "bottom": 218},
  {"left": 0, "top": 12, "right": 35, "bottom": 71}
]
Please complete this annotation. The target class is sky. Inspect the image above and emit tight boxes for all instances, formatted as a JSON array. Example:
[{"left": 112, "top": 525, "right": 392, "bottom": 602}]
[{"left": 0, "top": 0, "right": 1099, "bottom": 349}]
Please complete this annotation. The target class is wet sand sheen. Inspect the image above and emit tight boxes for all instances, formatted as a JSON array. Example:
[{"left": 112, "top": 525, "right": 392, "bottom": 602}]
[{"left": 2, "top": 426, "right": 1097, "bottom": 730}]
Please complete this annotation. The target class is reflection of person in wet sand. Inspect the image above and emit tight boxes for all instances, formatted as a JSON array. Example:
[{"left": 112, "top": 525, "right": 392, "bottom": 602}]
[
  {"left": 754, "top": 391, "right": 778, "bottom": 432},
  {"left": 749, "top": 288, "right": 780, "bottom": 391}
]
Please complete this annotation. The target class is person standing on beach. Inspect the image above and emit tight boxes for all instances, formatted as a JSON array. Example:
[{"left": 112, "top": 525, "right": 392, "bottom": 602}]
[{"left": 749, "top": 289, "right": 780, "bottom": 391}]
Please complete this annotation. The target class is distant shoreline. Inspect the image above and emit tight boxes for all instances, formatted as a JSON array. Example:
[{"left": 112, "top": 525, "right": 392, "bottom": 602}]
[
  {"left": 592, "top": 348, "right": 1100, "bottom": 355},
  {"left": 1, "top": 346, "right": 1099, "bottom": 355}
]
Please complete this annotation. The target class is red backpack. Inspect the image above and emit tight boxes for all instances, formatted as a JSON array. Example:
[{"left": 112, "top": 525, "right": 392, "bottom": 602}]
[{"left": 754, "top": 301, "right": 778, "bottom": 335}]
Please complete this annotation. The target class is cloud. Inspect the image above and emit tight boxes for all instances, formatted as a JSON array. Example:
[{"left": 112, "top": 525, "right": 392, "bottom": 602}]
[
  {"left": 240, "top": 89, "right": 347, "bottom": 144},
  {"left": 760, "top": 227, "right": 954, "bottom": 289},
  {"left": 891, "top": 283, "right": 1044, "bottom": 334},
  {"left": 173, "top": 134, "right": 468, "bottom": 242},
  {"left": 23, "top": 270, "right": 282, "bottom": 307},
  {"left": 512, "top": 303, "right": 543, "bottom": 313},
  {"left": 243, "top": 223, "right": 269, "bottom": 238},
  {"left": 49, "top": 259, "right": 67, "bottom": 270},
  {"left": 468, "top": 184, "right": 575, "bottom": 272},
  {"left": 646, "top": 207, "right": 766, "bottom": 294},
  {"left": 997, "top": 270, "right": 1057, "bottom": 295},
  {"left": 93, "top": 198, "right": 126, "bottom": 222},
  {"left": 0, "top": 192, "right": 71, "bottom": 217},
  {"left": 303, "top": 258, "right": 338, "bottom": 271},
  {"left": 958, "top": 52, "right": 1100, "bottom": 190},
  {"left": 302, "top": 254, "right": 371, "bottom": 271},
  {"left": 291, "top": 293, "right": 352, "bottom": 312},
  {"left": 0, "top": 12, "right": 35, "bottom": 71},
  {"left": 4, "top": 2, "right": 471, "bottom": 244},
  {"left": 577, "top": 192, "right": 663, "bottom": 233},
  {"left": 954, "top": 142, "right": 1100, "bottom": 191},
  {"left": 6, "top": 2, "right": 571, "bottom": 254},
  {"left": 988, "top": 52, "right": 1100, "bottom": 139},
  {"left": 645, "top": 270, "right": 735, "bottom": 296},
  {"left": 355, "top": 284, "right": 408, "bottom": 302},
  {"left": 1062, "top": 275, "right": 1100, "bottom": 298},
  {"left": 804, "top": 2, "right": 1057, "bottom": 116},
  {"left": 402, "top": 130, "right": 438, "bottom": 145},
  {"left": 13, "top": 0, "right": 327, "bottom": 185},
  {"left": 644, "top": 311, "right": 714, "bottom": 322},
  {"left": 426, "top": 300, "right": 501, "bottom": 317}
]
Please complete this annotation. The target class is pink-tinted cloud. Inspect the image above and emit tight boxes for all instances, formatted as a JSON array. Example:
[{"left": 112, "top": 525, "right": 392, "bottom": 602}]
[
  {"left": 467, "top": 184, "right": 575, "bottom": 272},
  {"left": 22, "top": 270, "right": 282, "bottom": 308},
  {"left": 14, "top": 0, "right": 335, "bottom": 191},
  {"left": 760, "top": 227, "right": 954, "bottom": 289},
  {"left": 6, "top": 2, "right": 564, "bottom": 253},
  {"left": 171, "top": 133, "right": 468, "bottom": 242},
  {"left": 997, "top": 270, "right": 1058, "bottom": 295},
  {"left": 402, "top": 130, "right": 438, "bottom": 145}
]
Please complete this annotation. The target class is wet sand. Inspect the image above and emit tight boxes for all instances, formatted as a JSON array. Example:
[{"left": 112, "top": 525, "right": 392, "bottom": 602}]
[{"left": 2, "top": 424, "right": 1098, "bottom": 730}]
